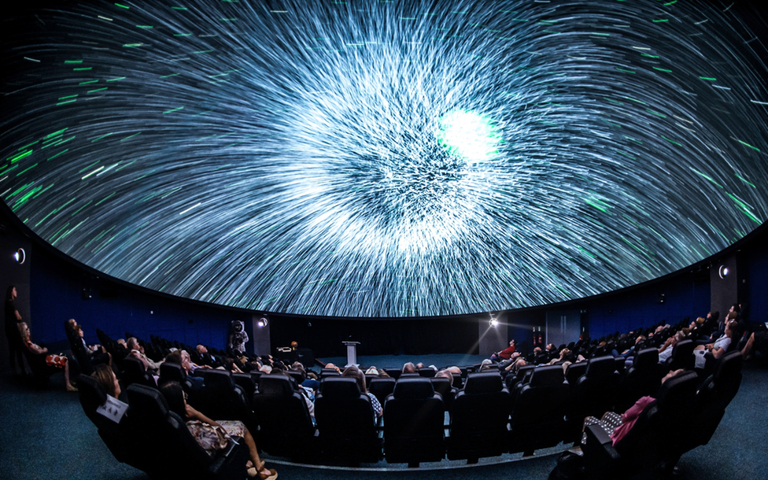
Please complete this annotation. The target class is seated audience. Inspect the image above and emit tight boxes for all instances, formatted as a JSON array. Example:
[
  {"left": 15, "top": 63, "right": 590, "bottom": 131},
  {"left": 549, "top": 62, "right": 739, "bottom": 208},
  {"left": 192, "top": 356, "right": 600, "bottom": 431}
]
[
  {"left": 164, "top": 350, "right": 204, "bottom": 391},
  {"left": 18, "top": 322, "right": 77, "bottom": 391},
  {"left": 491, "top": 339, "right": 516, "bottom": 362},
  {"left": 126, "top": 337, "right": 163, "bottom": 371},
  {"left": 694, "top": 319, "right": 736, "bottom": 369},
  {"left": 66, "top": 318, "right": 111, "bottom": 366},
  {"left": 402, "top": 362, "right": 417, "bottom": 374},
  {"left": 160, "top": 382, "right": 277, "bottom": 480},
  {"left": 658, "top": 331, "right": 685, "bottom": 362}
]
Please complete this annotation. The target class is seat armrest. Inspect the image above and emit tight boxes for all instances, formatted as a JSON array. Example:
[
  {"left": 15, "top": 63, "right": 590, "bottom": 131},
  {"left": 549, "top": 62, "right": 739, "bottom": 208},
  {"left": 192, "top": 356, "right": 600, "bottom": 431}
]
[
  {"left": 208, "top": 436, "right": 249, "bottom": 480},
  {"left": 583, "top": 424, "right": 621, "bottom": 480}
]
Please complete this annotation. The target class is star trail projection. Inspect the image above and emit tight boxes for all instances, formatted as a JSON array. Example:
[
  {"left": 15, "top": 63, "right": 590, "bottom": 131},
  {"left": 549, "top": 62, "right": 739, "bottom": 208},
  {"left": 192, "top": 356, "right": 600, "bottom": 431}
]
[{"left": 1, "top": 0, "right": 767, "bottom": 317}]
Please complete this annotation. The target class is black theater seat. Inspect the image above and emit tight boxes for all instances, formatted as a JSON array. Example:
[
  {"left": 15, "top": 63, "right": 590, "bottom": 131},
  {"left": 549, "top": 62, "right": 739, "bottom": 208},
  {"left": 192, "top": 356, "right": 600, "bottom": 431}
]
[
  {"left": 383, "top": 377, "right": 445, "bottom": 466},
  {"left": 315, "top": 377, "right": 381, "bottom": 464},
  {"left": 446, "top": 372, "right": 512, "bottom": 463},
  {"left": 508, "top": 365, "right": 570, "bottom": 455},
  {"left": 125, "top": 383, "right": 250, "bottom": 480},
  {"left": 252, "top": 374, "right": 317, "bottom": 460}
]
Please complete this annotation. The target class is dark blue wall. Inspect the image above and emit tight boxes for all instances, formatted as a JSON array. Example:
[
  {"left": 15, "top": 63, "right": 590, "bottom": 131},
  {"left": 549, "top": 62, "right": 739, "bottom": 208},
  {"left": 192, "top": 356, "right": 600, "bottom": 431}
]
[
  {"left": 24, "top": 221, "right": 767, "bottom": 358},
  {"left": 29, "top": 246, "right": 246, "bottom": 350}
]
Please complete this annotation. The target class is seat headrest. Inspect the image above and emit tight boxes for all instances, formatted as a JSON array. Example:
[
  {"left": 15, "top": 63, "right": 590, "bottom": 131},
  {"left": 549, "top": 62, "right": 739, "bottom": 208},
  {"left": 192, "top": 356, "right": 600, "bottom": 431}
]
[
  {"left": 714, "top": 351, "right": 743, "bottom": 383},
  {"left": 565, "top": 362, "right": 586, "bottom": 377},
  {"left": 529, "top": 365, "right": 565, "bottom": 387},
  {"left": 393, "top": 378, "right": 435, "bottom": 400},
  {"left": 160, "top": 362, "right": 187, "bottom": 381},
  {"left": 203, "top": 369, "right": 233, "bottom": 388},
  {"left": 122, "top": 356, "right": 146, "bottom": 373},
  {"left": 320, "top": 377, "right": 361, "bottom": 399},
  {"left": 634, "top": 348, "right": 659, "bottom": 369},
  {"left": 77, "top": 374, "right": 107, "bottom": 410},
  {"left": 656, "top": 370, "right": 697, "bottom": 407},
  {"left": 585, "top": 356, "right": 616, "bottom": 378},
  {"left": 126, "top": 384, "right": 168, "bottom": 421},
  {"left": 259, "top": 375, "right": 294, "bottom": 397},
  {"left": 463, "top": 372, "right": 503, "bottom": 394}
]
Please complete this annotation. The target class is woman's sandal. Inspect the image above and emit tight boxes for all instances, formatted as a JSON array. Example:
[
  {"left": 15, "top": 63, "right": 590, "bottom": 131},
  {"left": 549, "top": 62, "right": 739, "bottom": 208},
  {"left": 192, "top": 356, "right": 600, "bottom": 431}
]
[{"left": 258, "top": 469, "right": 277, "bottom": 480}]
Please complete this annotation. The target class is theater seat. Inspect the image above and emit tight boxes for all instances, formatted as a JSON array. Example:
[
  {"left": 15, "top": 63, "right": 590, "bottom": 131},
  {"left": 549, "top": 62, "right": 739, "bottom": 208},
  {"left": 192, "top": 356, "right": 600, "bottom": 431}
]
[
  {"left": 618, "top": 348, "right": 662, "bottom": 411},
  {"left": 582, "top": 370, "right": 698, "bottom": 480},
  {"left": 77, "top": 374, "right": 148, "bottom": 472},
  {"left": 368, "top": 377, "right": 396, "bottom": 406},
  {"left": 119, "top": 356, "right": 156, "bottom": 389},
  {"left": 429, "top": 376, "right": 457, "bottom": 413},
  {"left": 124, "top": 383, "right": 250, "bottom": 480},
  {"left": 315, "top": 377, "right": 381, "bottom": 464},
  {"left": 252, "top": 374, "right": 317, "bottom": 460},
  {"left": 565, "top": 356, "right": 621, "bottom": 442},
  {"left": 668, "top": 351, "right": 743, "bottom": 465},
  {"left": 508, "top": 365, "right": 570, "bottom": 455},
  {"left": 383, "top": 377, "right": 445, "bottom": 466},
  {"left": 196, "top": 369, "right": 256, "bottom": 433},
  {"left": 664, "top": 339, "right": 695, "bottom": 372},
  {"left": 446, "top": 372, "right": 512, "bottom": 463}
]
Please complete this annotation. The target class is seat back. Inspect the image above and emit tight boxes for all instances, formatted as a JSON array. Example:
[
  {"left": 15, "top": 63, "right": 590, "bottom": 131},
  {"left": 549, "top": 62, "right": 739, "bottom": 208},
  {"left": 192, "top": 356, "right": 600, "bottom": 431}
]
[
  {"left": 667, "top": 339, "right": 695, "bottom": 371},
  {"left": 196, "top": 369, "right": 254, "bottom": 430},
  {"left": 252, "top": 374, "right": 316, "bottom": 459},
  {"left": 119, "top": 356, "right": 156, "bottom": 389},
  {"left": 677, "top": 351, "right": 743, "bottom": 454},
  {"left": 383, "top": 378, "right": 445, "bottom": 464},
  {"left": 315, "top": 377, "right": 381, "bottom": 463},
  {"left": 430, "top": 376, "right": 457, "bottom": 412},
  {"left": 368, "top": 377, "right": 396, "bottom": 406},
  {"left": 618, "top": 348, "right": 662, "bottom": 411},
  {"left": 125, "top": 384, "right": 248, "bottom": 480},
  {"left": 509, "top": 365, "right": 569, "bottom": 453},
  {"left": 447, "top": 372, "right": 512, "bottom": 461},
  {"left": 565, "top": 356, "right": 620, "bottom": 441}
]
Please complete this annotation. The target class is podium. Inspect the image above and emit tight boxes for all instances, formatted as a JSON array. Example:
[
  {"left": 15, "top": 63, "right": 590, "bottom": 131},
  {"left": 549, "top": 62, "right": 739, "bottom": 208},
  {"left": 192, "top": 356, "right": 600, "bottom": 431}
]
[{"left": 343, "top": 340, "right": 360, "bottom": 368}]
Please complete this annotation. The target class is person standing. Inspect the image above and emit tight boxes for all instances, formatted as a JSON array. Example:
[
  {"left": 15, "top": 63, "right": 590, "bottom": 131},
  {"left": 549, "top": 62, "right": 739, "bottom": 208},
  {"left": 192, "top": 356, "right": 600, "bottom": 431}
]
[{"left": 4, "top": 286, "right": 25, "bottom": 375}]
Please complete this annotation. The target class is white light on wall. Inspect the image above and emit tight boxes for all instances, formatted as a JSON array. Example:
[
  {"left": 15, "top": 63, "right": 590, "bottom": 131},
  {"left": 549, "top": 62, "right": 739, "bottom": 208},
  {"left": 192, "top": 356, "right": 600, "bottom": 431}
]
[
  {"left": 257, "top": 317, "right": 269, "bottom": 328},
  {"left": 719, "top": 265, "right": 729, "bottom": 279},
  {"left": 13, "top": 248, "right": 26, "bottom": 264}
]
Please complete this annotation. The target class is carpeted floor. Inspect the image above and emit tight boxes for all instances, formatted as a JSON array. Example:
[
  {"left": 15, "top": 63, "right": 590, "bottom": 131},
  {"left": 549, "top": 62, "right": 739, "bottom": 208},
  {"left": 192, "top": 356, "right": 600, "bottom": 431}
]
[{"left": 1, "top": 354, "right": 766, "bottom": 480}]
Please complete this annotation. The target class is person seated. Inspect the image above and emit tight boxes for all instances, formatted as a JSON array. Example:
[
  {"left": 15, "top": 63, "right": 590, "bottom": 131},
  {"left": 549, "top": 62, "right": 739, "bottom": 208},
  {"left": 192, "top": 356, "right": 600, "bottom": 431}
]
[
  {"left": 499, "top": 351, "right": 522, "bottom": 369},
  {"left": 66, "top": 318, "right": 111, "bottom": 367},
  {"left": 658, "top": 331, "right": 685, "bottom": 363},
  {"left": 694, "top": 319, "right": 737, "bottom": 370},
  {"left": 18, "top": 322, "right": 77, "bottom": 391},
  {"left": 614, "top": 335, "right": 646, "bottom": 358},
  {"left": 580, "top": 369, "right": 685, "bottom": 447},
  {"left": 741, "top": 327, "right": 768, "bottom": 361},
  {"left": 342, "top": 365, "right": 382, "bottom": 420},
  {"left": 324, "top": 362, "right": 342, "bottom": 374},
  {"left": 435, "top": 368, "right": 454, "bottom": 385},
  {"left": 164, "top": 350, "right": 204, "bottom": 391},
  {"left": 491, "top": 339, "right": 516, "bottom": 362},
  {"left": 548, "top": 348, "right": 571, "bottom": 366},
  {"left": 160, "top": 382, "right": 277, "bottom": 480},
  {"left": 126, "top": 337, "right": 163, "bottom": 372},
  {"left": 91, "top": 363, "right": 125, "bottom": 402},
  {"left": 402, "top": 362, "right": 417, "bottom": 374}
]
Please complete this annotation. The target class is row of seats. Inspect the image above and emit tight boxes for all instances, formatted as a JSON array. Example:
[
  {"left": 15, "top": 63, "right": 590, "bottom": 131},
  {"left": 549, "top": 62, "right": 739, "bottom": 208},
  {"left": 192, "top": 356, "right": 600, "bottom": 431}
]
[
  {"left": 91, "top": 347, "right": 742, "bottom": 467},
  {"left": 582, "top": 350, "right": 742, "bottom": 479}
]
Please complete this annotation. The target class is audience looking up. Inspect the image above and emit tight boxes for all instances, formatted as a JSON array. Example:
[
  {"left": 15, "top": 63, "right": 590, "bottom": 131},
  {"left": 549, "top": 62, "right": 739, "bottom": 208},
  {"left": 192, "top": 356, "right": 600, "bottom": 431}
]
[{"left": 18, "top": 322, "right": 77, "bottom": 391}]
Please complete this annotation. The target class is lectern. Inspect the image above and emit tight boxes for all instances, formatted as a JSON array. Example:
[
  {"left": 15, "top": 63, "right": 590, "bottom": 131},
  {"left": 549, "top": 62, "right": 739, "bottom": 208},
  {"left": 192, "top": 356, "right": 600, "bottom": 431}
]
[{"left": 343, "top": 340, "right": 360, "bottom": 368}]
